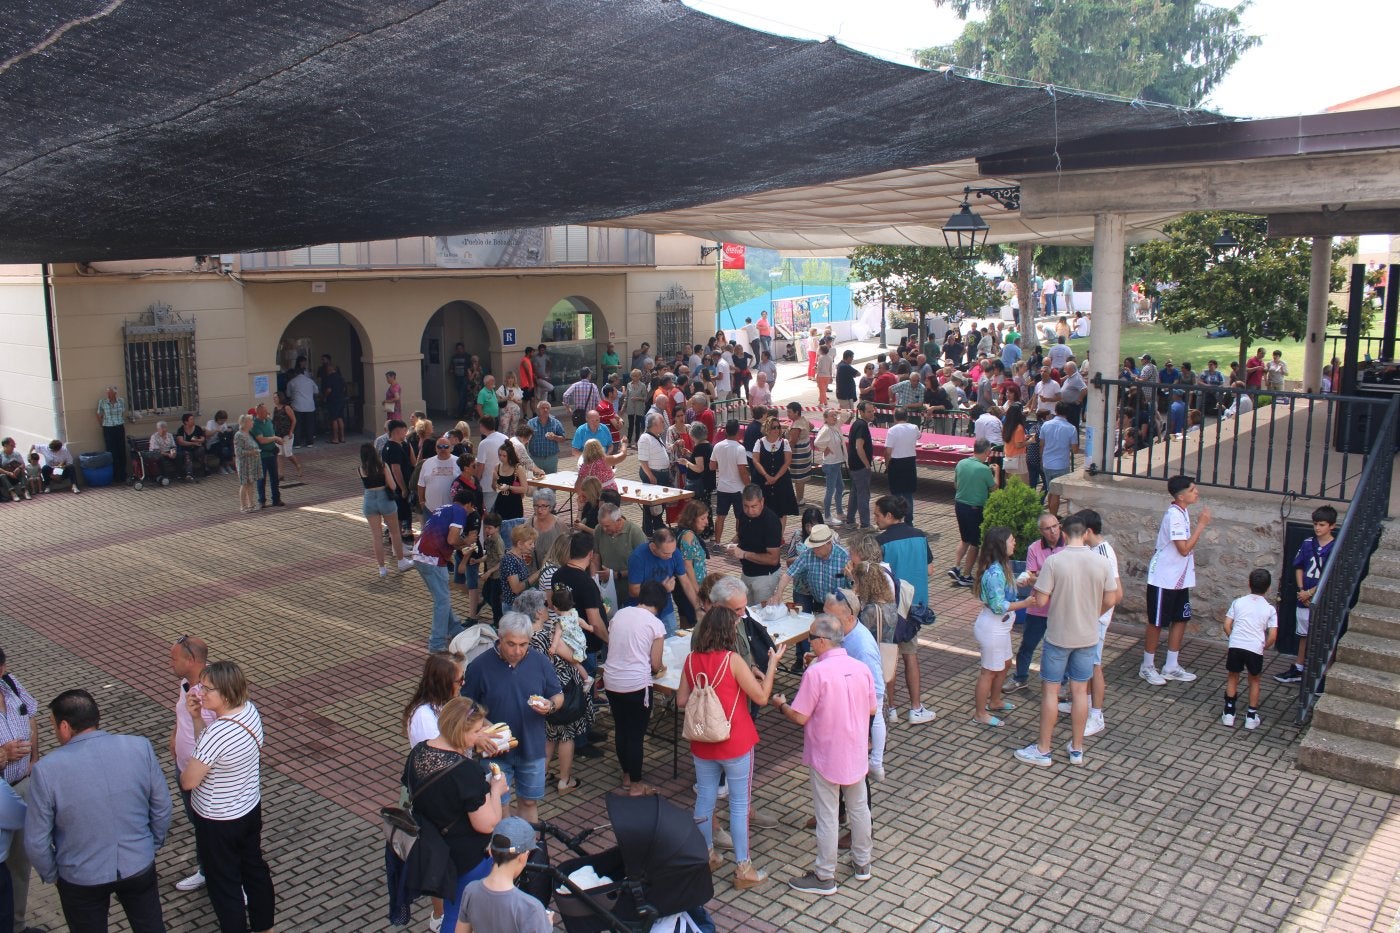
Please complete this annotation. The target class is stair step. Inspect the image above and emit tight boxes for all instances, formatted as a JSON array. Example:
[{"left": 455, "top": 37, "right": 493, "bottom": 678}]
[
  {"left": 1349, "top": 604, "right": 1400, "bottom": 639},
  {"left": 1328, "top": 663, "right": 1400, "bottom": 710},
  {"left": 1360, "top": 577, "right": 1400, "bottom": 610},
  {"left": 1312, "top": 694, "right": 1400, "bottom": 747},
  {"left": 1299, "top": 729, "right": 1400, "bottom": 793},
  {"left": 1337, "top": 631, "right": 1400, "bottom": 674},
  {"left": 1371, "top": 552, "right": 1400, "bottom": 580}
]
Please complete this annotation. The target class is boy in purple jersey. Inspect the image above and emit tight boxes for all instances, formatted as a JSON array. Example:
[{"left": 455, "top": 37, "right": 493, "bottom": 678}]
[{"left": 1275, "top": 505, "right": 1338, "bottom": 684}]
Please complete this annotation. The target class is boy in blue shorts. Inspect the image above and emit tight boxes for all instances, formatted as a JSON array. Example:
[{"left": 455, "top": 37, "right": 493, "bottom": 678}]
[
  {"left": 1223, "top": 568, "right": 1278, "bottom": 730},
  {"left": 1275, "top": 505, "right": 1338, "bottom": 684}
]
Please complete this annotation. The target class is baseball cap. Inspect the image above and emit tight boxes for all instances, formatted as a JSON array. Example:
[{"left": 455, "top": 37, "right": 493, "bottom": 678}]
[{"left": 489, "top": 816, "right": 536, "bottom": 856}]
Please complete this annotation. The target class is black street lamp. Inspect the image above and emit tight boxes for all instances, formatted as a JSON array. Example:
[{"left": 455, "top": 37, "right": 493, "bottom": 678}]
[
  {"left": 941, "top": 185, "right": 1019, "bottom": 264},
  {"left": 1212, "top": 228, "right": 1242, "bottom": 258}
]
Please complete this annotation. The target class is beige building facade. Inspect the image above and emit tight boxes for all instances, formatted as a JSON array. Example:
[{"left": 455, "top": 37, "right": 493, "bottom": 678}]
[{"left": 0, "top": 230, "right": 717, "bottom": 454}]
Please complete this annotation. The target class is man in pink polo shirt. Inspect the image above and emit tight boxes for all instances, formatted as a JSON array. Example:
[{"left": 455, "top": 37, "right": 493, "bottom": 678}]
[{"left": 771, "top": 613, "right": 877, "bottom": 896}]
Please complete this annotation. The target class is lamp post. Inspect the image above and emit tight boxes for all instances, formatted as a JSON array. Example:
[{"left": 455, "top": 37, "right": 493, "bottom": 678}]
[{"left": 940, "top": 186, "right": 1019, "bottom": 264}]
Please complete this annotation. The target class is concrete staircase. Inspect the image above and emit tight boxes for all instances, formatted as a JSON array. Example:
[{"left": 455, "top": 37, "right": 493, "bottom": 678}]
[{"left": 1299, "top": 525, "right": 1400, "bottom": 792}]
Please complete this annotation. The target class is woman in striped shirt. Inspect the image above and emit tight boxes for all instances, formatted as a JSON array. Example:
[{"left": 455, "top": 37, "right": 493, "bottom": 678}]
[{"left": 180, "top": 661, "right": 275, "bottom": 933}]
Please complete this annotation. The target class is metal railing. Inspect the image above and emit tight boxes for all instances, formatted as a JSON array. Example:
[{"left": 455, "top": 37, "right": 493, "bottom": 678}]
[
  {"left": 1298, "top": 397, "right": 1398, "bottom": 723},
  {"left": 1087, "top": 376, "right": 1392, "bottom": 502}
]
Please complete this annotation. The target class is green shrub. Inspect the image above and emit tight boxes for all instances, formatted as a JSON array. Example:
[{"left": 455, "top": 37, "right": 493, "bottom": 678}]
[{"left": 980, "top": 477, "right": 1043, "bottom": 560}]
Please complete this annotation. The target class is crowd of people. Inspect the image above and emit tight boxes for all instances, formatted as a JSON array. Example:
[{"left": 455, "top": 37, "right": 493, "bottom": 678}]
[
  {"left": 6, "top": 314, "right": 1337, "bottom": 932},
  {"left": 0, "top": 640, "right": 273, "bottom": 933}
]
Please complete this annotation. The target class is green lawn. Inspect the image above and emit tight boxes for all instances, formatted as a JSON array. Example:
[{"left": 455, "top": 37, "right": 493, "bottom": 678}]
[
  {"left": 1108, "top": 321, "right": 1373, "bottom": 381},
  {"left": 1116, "top": 323, "right": 1303, "bottom": 376}
]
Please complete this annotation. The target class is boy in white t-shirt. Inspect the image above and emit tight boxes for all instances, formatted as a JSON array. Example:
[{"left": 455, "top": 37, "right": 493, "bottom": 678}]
[
  {"left": 1222, "top": 568, "right": 1278, "bottom": 730},
  {"left": 1142, "top": 475, "right": 1212, "bottom": 686}
]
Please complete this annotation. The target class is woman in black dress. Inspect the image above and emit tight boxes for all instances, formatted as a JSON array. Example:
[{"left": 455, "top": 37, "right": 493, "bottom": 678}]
[
  {"left": 752, "top": 416, "right": 798, "bottom": 532},
  {"left": 492, "top": 440, "right": 526, "bottom": 520},
  {"left": 403, "top": 696, "right": 506, "bottom": 929}
]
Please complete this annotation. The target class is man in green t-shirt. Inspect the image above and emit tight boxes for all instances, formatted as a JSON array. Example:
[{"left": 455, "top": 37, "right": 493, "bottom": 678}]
[
  {"left": 477, "top": 374, "right": 500, "bottom": 419},
  {"left": 251, "top": 402, "right": 284, "bottom": 507},
  {"left": 600, "top": 342, "right": 621, "bottom": 380},
  {"left": 948, "top": 438, "right": 998, "bottom": 586}
]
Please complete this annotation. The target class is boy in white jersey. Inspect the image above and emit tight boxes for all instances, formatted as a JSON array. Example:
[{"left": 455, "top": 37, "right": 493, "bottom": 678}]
[
  {"left": 1223, "top": 568, "right": 1278, "bottom": 729},
  {"left": 1142, "top": 475, "right": 1212, "bottom": 685}
]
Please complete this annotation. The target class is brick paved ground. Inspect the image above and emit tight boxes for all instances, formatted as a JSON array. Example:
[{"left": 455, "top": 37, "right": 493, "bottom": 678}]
[{"left": 1, "top": 427, "right": 1398, "bottom": 932}]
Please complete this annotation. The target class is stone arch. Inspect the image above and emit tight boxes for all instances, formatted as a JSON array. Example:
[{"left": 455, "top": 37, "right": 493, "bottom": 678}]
[
  {"left": 540, "top": 294, "right": 611, "bottom": 391},
  {"left": 421, "top": 300, "right": 496, "bottom": 417},
  {"left": 276, "top": 305, "right": 371, "bottom": 431}
]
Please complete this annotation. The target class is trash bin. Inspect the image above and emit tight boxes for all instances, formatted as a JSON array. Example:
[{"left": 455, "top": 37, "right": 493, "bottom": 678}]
[{"left": 80, "top": 451, "right": 113, "bottom": 487}]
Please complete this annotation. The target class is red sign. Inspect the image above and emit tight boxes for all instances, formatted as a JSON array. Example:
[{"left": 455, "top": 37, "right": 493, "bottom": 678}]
[{"left": 721, "top": 243, "right": 746, "bottom": 269}]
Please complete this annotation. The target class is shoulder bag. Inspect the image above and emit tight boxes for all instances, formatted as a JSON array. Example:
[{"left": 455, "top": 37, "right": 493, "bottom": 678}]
[
  {"left": 871, "top": 604, "right": 899, "bottom": 683},
  {"left": 682, "top": 652, "right": 740, "bottom": 743},
  {"left": 380, "top": 753, "right": 466, "bottom": 861}
]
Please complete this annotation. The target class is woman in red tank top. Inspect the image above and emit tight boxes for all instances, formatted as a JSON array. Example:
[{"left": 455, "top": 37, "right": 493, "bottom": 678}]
[{"left": 677, "top": 602, "right": 785, "bottom": 891}]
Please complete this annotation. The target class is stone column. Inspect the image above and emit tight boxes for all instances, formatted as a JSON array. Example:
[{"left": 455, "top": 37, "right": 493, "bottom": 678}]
[
  {"left": 1087, "top": 212, "right": 1125, "bottom": 472},
  {"left": 1303, "top": 236, "right": 1331, "bottom": 392}
]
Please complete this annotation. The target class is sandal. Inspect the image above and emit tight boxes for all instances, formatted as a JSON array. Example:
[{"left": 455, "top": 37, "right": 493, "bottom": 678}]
[
  {"left": 625, "top": 783, "right": 659, "bottom": 797},
  {"left": 557, "top": 777, "right": 579, "bottom": 794},
  {"left": 972, "top": 716, "right": 1003, "bottom": 727},
  {"left": 986, "top": 702, "right": 1016, "bottom": 712}
]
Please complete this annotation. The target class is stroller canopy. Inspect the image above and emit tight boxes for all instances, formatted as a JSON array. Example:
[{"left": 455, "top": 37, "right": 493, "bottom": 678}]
[{"left": 605, "top": 793, "right": 713, "bottom": 917}]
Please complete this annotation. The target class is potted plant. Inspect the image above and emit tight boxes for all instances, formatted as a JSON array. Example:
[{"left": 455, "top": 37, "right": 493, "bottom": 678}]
[{"left": 980, "top": 477, "right": 1041, "bottom": 561}]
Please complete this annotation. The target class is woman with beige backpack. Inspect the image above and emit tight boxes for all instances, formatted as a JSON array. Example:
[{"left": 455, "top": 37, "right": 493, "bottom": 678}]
[{"left": 676, "top": 599, "right": 786, "bottom": 890}]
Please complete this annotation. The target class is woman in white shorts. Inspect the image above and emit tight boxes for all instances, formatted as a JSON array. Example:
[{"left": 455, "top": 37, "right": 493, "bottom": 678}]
[
  {"left": 272, "top": 391, "right": 304, "bottom": 480},
  {"left": 973, "top": 526, "right": 1032, "bottom": 726}
]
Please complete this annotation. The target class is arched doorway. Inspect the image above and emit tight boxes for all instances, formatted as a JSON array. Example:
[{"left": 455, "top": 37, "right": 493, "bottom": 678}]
[
  {"left": 422, "top": 301, "right": 494, "bottom": 420},
  {"left": 277, "top": 306, "right": 369, "bottom": 433},
  {"left": 542, "top": 295, "right": 610, "bottom": 395}
]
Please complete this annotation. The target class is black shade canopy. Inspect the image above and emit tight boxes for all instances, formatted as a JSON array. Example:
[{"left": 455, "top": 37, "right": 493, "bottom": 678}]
[{"left": 0, "top": 0, "right": 1221, "bottom": 262}]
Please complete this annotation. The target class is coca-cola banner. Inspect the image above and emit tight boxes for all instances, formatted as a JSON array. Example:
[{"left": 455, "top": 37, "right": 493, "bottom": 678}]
[{"left": 721, "top": 243, "right": 746, "bottom": 269}]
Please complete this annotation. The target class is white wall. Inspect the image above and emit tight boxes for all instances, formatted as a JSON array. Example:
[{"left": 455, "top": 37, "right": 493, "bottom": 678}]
[{"left": 0, "top": 265, "right": 58, "bottom": 449}]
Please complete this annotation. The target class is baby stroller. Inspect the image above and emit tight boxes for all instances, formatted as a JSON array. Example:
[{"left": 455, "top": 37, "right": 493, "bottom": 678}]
[
  {"left": 126, "top": 437, "right": 174, "bottom": 490},
  {"left": 528, "top": 794, "right": 714, "bottom": 933}
]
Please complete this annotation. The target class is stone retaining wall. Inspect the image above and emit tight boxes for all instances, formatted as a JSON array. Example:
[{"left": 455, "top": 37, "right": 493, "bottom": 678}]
[{"left": 1055, "top": 473, "right": 1328, "bottom": 640}]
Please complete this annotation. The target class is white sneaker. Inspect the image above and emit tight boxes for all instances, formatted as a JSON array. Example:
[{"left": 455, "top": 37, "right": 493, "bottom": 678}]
[
  {"left": 1057, "top": 701, "right": 1072, "bottom": 715},
  {"left": 868, "top": 761, "right": 885, "bottom": 782},
  {"left": 1139, "top": 664, "right": 1167, "bottom": 686},
  {"left": 691, "top": 782, "right": 728, "bottom": 799},
  {"left": 907, "top": 706, "right": 936, "bottom": 725},
  {"left": 886, "top": 707, "right": 898, "bottom": 724},
  {"left": 1084, "top": 711, "right": 1105, "bottom": 736},
  {"left": 378, "top": 566, "right": 389, "bottom": 577},
  {"left": 175, "top": 870, "right": 206, "bottom": 891},
  {"left": 427, "top": 915, "right": 443, "bottom": 933},
  {"left": 1221, "top": 713, "right": 1235, "bottom": 727},
  {"left": 71, "top": 484, "right": 81, "bottom": 493},
  {"left": 397, "top": 558, "right": 415, "bottom": 572},
  {"left": 1161, "top": 666, "right": 1198, "bottom": 683},
  {"left": 1244, "top": 713, "right": 1261, "bottom": 730}
]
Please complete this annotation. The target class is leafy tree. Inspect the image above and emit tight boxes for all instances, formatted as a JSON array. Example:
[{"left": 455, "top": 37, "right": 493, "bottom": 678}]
[
  {"left": 918, "top": 0, "right": 1259, "bottom": 107},
  {"left": 850, "top": 245, "right": 1001, "bottom": 345},
  {"left": 921, "top": 0, "right": 1260, "bottom": 324},
  {"left": 1134, "top": 211, "right": 1353, "bottom": 375}
]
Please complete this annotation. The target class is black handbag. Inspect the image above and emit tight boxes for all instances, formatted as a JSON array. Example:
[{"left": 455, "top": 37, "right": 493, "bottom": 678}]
[
  {"left": 546, "top": 676, "right": 586, "bottom": 726},
  {"left": 379, "top": 756, "right": 464, "bottom": 861}
]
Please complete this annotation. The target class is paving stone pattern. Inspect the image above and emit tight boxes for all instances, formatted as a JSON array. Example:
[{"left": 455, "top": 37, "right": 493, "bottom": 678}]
[{"left": 0, "top": 442, "right": 1397, "bottom": 932}]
